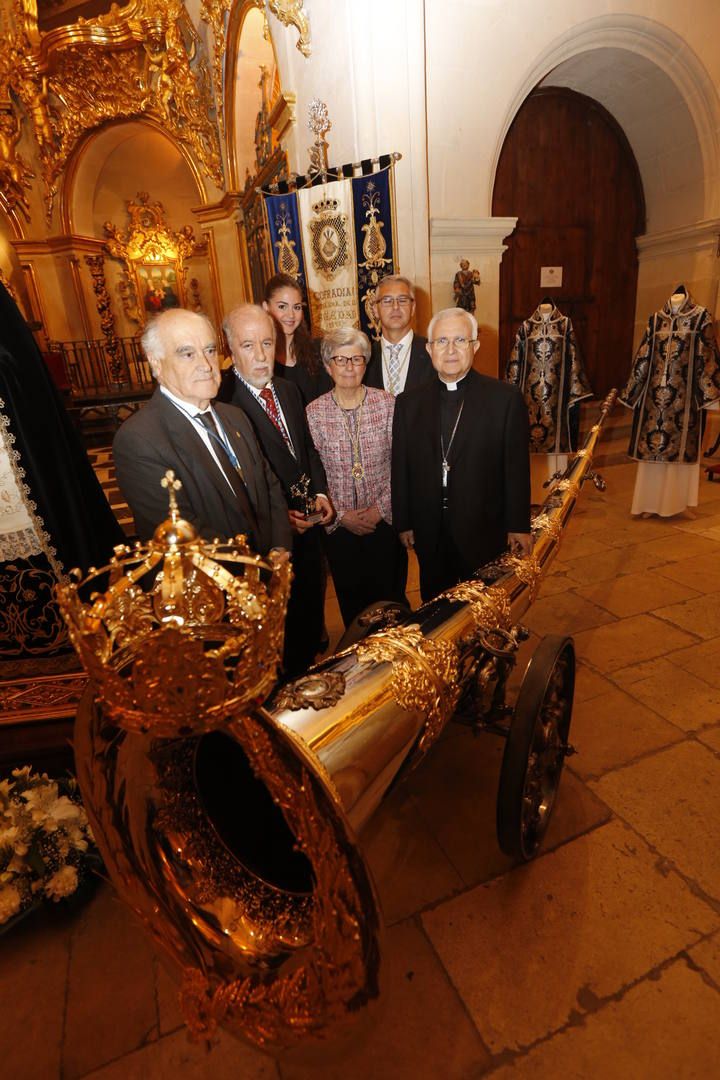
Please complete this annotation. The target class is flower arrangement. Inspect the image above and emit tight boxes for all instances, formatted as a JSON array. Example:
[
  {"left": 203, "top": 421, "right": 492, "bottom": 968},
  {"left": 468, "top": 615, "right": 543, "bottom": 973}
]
[{"left": 0, "top": 766, "right": 100, "bottom": 930}]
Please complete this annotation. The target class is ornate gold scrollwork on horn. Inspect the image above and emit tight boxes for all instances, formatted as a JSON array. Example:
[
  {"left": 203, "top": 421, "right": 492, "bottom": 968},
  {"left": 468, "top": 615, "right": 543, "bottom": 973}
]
[{"left": 356, "top": 624, "right": 461, "bottom": 757}]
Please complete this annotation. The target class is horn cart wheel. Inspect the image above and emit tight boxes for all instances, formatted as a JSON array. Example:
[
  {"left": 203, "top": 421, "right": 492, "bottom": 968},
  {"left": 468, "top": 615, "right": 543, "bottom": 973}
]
[{"left": 496, "top": 635, "right": 575, "bottom": 861}]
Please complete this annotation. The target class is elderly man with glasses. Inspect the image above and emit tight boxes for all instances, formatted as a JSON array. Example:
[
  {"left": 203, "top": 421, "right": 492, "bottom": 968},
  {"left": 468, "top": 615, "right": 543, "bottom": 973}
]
[
  {"left": 392, "top": 308, "right": 531, "bottom": 602},
  {"left": 364, "top": 274, "right": 433, "bottom": 395}
]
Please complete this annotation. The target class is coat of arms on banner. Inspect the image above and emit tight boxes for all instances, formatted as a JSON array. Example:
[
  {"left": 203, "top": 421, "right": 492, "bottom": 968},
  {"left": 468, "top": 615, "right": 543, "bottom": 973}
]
[{"left": 308, "top": 195, "right": 350, "bottom": 281}]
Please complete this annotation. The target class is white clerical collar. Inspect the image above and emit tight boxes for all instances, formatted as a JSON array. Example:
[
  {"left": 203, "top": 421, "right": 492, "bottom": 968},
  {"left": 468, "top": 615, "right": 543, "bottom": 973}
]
[
  {"left": 381, "top": 329, "right": 413, "bottom": 352},
  {"left": 160, "top": 384, "right": 212, "bottom": 418},
  {"left": 439, "top": 371, "right": 471, "bottom": 392}
]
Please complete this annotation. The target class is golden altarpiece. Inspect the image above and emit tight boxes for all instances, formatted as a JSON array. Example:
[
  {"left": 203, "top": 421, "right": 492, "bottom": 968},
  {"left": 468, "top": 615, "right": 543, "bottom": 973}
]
[{"left": 0, "top": 0, "right": 301, "bottom": 363}]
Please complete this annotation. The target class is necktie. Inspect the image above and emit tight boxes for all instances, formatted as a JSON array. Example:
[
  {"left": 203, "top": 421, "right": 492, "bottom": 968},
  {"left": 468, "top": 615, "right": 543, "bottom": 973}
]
[
  {"left": 259, "top": 387, "right": 293, "bottom": 453},
  {"left": 386, "top": 343, "right": 403, "bottom": 395},
  {"left": 196, "top": 411, "right": 260, "bottom": 542}
]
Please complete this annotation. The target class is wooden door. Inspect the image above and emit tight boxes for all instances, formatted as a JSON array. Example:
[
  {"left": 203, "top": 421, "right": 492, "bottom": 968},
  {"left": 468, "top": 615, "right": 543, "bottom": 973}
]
[{"left": 492, "top": 88, "right": 645, "bottom": 395}]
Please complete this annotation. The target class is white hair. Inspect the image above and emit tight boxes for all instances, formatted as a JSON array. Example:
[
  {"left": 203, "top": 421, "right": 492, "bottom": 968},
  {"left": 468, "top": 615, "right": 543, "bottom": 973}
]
[
  {"left": 223, "top": 303, "right": 274, "bottom": 350},
  {"left": 427, "top": 307, "right": 478, "bottom": 343},
  {"left": 141, "top": 309, "right": 216, "bottom": 373},
  {"left": 320, "top": 326, "right": 371, "bottom": 366}
]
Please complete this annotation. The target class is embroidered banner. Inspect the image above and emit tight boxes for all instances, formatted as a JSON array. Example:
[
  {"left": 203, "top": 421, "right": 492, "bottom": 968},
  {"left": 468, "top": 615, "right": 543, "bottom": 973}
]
[
  {"left": 265, "top": 194, "right": 307, "bottom": 290},
  {"left": 297, "top": 179, "right": 358, "bottom": 334},
  {"left": 261, "top": 157, "right": 398, "bottom": 339}
]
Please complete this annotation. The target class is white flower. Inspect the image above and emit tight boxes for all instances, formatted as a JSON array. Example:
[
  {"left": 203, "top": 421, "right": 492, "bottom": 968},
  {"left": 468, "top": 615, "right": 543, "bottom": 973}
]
[
  {"left": 44, "top": 865, "right": 78, "bottom": 902},
  {"left": 0, "top": 883, "right": 22, "bottom": 923}
]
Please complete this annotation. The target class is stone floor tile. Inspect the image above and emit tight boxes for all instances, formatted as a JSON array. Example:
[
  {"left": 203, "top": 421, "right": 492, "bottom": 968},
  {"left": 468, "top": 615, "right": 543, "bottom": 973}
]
[
  {"left": 671, "top": 510, "right": 720, "bottom": 535},
  {"left": 654, "top": 590, "right": 720, "bottom": 640},
  {"left": 575, "top": 570, "right": 700, "bottom": 619},
  {"left": 549, "top": 531, "right": 609, "bottom": 561},
  {"left": 655, "top": 551, "right": 720, "bottom": 594},
  {"left": 421, "top": 819, "right": 717, "bottom": 1054},
  {"left": 693, "top": 524, "right": 720, "bottom": 543},
  {"left": 573, "top": 663, "right": 616, "bottom": 703},
  {"left": 639, "top": 532, "right": 720, "bottom": 565},
  {"left": 405, "top": 729, "right": 610, "bottom": 889},
  {"left": 610, "top": 657, "right": 720, "bottom": 730},
  {"left": 534, "top": 569, "right": 578, "bottom": 598},
  {"left": 592, "top": 741, "right": 720, "bottom": 900},
  {"left": 490, "top": 959, "right": 720, "bottom": 1079},
  {"left": 603, "top": 517, "right": 680, "bottom": 547},
  {"left": 697, "top": 725, "right": 720, "bottom": 753},
  {"left": 667, "top": 636, "right": 720, "bottom": 688},
  {"left": 279, "top": 920, "right": 490, "bottom": 1080},
  {"left": 360, "top": 787, "right": 464, "bottom": 924},
  {"left": 561, "top": 545, "right": 657, "bottom": 586},
  {"left": 154, "top": 957, "right": 184, "bottom": 1036},
  {"left": 569, "top": 687, "right": 684, "bottom": 779},
  {"left": 63, "top": 884, "right": 159, "bottom": 1080},
  {"left": 85, "top": 1027, "right": 277, "bottom": 1079},
  {"left": 573, "top": 614, "right": 697, "bottom": 672},
  {"left": 0, "top": 908, "right": 71, "bottom": 1080},
  {"left": 688, "top": 930, "right": 720, "bottom": 988},
  {"left": 522, "top": 591, "right": 616, "bottom": 637}
]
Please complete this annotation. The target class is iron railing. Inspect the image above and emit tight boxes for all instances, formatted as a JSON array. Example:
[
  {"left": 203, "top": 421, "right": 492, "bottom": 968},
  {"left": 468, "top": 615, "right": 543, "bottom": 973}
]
[{"left": 49, "top": 338, "right": 154, "bottom": 398}]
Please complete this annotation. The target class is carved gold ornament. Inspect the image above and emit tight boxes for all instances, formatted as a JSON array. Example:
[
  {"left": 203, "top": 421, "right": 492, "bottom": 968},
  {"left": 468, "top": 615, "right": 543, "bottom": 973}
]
[
  {"left": 356, "top": 624, "right": 461, "bottom": 757},
  {"left": 268, "top": 0, "right": 311, "bottom": 58},
  {"left": 440, "top": 581, "right": 512, "bottom": 633},
  {"left": 199, "top": 0, "right": 233, "bottom": 132},
  {"left": 103, "top": 191, "right": 200, "bottom": 324},
  {"left": 2, "top": 0, "right": 223, "bottom": 219},
  {"left": 0, "top": 105, "right": 34, "bottom": 221},
  {"left": 274, "top": 671, "right": 346, "bottom": 712},
  {"left": 56, "top": 471, "right": 291, "bottom": 736}
]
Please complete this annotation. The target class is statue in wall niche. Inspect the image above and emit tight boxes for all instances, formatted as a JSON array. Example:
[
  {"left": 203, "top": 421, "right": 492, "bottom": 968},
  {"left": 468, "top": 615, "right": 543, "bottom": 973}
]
[{"left": 453, "top": 258, "right": 481, "bottom": 313}]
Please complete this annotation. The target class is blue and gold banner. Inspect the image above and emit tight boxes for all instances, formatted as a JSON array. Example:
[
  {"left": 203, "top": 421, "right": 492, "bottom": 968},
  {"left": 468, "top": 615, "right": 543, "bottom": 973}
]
[
  {"left": 264, "top": 194, "right": 306, "bottom": 289},
  {"left": 261, "top": 158, "right": 397, "bottom": 339}
]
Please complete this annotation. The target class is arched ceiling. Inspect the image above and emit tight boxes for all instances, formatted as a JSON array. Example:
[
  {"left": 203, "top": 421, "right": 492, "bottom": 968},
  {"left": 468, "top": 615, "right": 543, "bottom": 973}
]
[
  {"left": 66, "top": 121, "right": 203, "bottom": 237},
  {"left": 541, "top": 48, "right": 704, "bottom": 233}
]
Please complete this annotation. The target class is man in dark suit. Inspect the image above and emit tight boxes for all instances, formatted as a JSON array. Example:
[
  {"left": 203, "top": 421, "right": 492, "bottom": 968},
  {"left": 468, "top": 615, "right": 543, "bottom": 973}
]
[
  {"left": 364, "top": 274, "right": 433, "bottom": 395},
  {"left": 392, "top": 308, "right": 531, "bottom": 602},
  {"left": 113, "top": 309, "right": 292, "bottom": 559},
  {"left": 224, "top": 304, "right": 334, "bottom": 675}
]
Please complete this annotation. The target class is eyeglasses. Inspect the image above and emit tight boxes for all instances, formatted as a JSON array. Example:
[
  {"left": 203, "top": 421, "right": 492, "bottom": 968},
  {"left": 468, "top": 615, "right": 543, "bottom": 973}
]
[
  {"left": 330, "top": 355, "right": 367, "bottom": 367},
  {"left": 428, "top": 336, "right": 477, "bottom": 350},
  {"left": 377, "top": 296, "right": 413, "bottom": 308}
]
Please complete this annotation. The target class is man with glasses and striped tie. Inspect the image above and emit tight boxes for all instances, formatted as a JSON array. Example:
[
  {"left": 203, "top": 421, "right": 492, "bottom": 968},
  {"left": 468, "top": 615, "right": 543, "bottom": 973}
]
[
  {"left": 392, "top": 308, "right": 532, "bottom": 603},
  {"left": 364, "top": 275, "right": 433, "bottom": 396}
]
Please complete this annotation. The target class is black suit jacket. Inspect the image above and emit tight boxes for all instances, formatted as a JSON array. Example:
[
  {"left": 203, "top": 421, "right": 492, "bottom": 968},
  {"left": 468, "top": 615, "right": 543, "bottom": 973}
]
[
  {"left": 229, "top": 376, "right": 327, "bottom": 501},
  {"left": 392, "top": 370, "right": 530, "bottom": 571},
  {"left": 113, "top": 389, "right": 292, "bottom": 553},
  {"left": 364, "top": 334, "right": 433, "bottom": 392}
]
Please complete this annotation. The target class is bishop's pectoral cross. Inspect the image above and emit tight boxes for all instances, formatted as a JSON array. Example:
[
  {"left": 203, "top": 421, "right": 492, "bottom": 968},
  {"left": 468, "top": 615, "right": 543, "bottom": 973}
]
[{"left": 442, "top": 459, "right": 450, "bottom": 488}]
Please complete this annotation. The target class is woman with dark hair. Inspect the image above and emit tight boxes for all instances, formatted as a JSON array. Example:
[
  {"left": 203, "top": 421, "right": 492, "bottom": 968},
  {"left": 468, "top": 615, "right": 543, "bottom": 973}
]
[{"left": 263, "top": 273, "right": 331, "bottom": 403}]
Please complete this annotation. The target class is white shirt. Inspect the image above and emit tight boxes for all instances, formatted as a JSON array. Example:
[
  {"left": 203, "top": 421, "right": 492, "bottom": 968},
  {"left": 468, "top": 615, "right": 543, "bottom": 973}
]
[
  {"left": 234, "top": 372, "right": 296, "bottom": 457},
  {"left": 381, "top": 329, "right": 414, "bottom": 395},
  {"left": 159, "top": 385, "right": 235, "bottom": 492}
]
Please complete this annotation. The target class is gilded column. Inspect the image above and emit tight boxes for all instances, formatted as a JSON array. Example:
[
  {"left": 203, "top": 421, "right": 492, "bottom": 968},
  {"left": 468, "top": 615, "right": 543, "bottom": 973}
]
[{"left": 84, "top": 254, "right": 124, "bottom": 384}]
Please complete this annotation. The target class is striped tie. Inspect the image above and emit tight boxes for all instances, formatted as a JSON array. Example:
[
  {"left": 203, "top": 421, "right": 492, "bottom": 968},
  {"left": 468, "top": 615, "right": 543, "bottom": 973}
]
[{"left": 386, "top": 343, "right": 403, "bottom": 395}]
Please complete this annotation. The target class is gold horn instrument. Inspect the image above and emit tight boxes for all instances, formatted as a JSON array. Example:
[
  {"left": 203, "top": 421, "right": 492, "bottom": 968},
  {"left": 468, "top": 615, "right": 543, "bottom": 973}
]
[{"left": 58, "top": 392, "right": 617, "bottom": 1053}]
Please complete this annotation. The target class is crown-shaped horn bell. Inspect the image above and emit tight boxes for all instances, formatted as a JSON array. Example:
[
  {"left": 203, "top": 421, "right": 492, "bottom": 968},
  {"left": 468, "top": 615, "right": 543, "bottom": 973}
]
[{"left": 56, "top": 471, "right": 291, "bottom": 736}]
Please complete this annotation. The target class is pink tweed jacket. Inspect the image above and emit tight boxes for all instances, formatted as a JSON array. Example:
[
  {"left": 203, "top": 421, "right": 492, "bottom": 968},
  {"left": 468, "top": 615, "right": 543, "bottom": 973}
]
[{"left": 306, "top": 387, "right": 396, "bottom": 532}]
